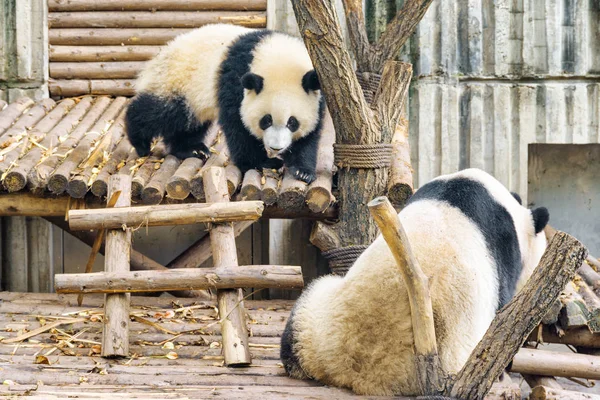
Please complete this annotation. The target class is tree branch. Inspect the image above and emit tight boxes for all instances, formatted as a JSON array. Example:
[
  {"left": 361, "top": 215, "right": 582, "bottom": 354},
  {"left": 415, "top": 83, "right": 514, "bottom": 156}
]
[
  {"left": 341, "top": 0, "right": 372, "bottom": 71},
  {"left": 371, "top": 0, "right": 434, "bottom": 72},
  {"left": 372, "top": 61, "right": 413, "bottom": 141}
]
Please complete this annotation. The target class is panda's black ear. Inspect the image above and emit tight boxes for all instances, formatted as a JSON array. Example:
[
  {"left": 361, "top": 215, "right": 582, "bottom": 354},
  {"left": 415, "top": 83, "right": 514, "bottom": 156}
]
[
  {"left": 302, "top": 70, "right": 320, "bottom": 93},
  {"left": 241, "top": 72, "right": 264, "bottom": 94},
  {"left": 532, "top": 207, "right": 550, "bottom": 234},
  {"left": 511, "top": 192, "right": 522, "bottom": 205}
]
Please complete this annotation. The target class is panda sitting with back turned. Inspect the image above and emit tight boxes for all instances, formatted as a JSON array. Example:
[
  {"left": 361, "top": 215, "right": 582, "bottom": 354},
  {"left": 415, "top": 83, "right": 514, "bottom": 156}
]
[
  {"left": 281, "top": 168, "right": 550, "bottom": 396},
  {"left": 125, "top": 24, "right": 325, "bottom": 184}
]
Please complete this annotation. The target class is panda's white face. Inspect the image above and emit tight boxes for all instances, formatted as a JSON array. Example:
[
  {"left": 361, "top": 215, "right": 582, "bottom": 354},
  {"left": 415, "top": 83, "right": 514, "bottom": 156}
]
[{"left": 240, "top": 33, "right": 322, "bottom": 158}]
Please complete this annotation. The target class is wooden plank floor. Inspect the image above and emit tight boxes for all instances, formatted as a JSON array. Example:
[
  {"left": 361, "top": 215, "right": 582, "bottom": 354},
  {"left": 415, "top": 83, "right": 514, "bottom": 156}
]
[
  {"left": 0, "top": 292, "right": 394, "bottom": 399},
  {"left": 0, "top": 292, "right": 524, "bottom": 399}
]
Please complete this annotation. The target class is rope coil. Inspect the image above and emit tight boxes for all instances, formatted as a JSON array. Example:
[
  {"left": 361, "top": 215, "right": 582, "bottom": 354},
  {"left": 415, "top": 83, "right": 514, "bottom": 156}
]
[
  {"left": 334, "top": 143, "right": 393, "bottom": 169},
  {"left": 322, "top": 245, "right": 369, "bottom": 275}
]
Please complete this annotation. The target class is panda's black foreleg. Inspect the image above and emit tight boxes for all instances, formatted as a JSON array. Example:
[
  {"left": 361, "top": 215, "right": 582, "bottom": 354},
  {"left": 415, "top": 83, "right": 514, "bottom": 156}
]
[
  {"left": 165, "top": 120, "right": 212, "bottom": 160},
  {"left": 282, "top": 131, "right": 320, "bottom": 184},
  {"left": 125, "top": 93, "right": 163, "bottom": 157}
]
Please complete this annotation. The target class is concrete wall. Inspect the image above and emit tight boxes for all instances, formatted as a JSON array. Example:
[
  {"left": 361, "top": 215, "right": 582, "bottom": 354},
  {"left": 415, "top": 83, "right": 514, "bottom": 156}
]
[{"left": 0, "top": 0, "right": 48, "bottom": 101}]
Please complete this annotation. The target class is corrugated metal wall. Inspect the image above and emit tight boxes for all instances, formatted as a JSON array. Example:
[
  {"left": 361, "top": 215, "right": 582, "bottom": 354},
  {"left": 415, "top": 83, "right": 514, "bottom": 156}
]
[{"left": 407, "top": 0, "right": 600, "bottom": 202}]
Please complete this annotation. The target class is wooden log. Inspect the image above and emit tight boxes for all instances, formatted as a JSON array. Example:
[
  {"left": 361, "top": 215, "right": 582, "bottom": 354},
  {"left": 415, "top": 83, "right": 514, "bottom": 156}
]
[
  {"left": 48, "top": 11, "right": 267, "bottom": 29},
  {"left": 368, "top": 196, "right": 442, "bottom": 395},
  {"left": 131, "top": 152, "right": 164, "bottom": 197},
  {"left": 48, "top": 97, "right": 127, "bottom": 194},
  {"left": 91, "top": 137, "right": 134, "bottom": 197},
  {"left": 522, "top": 375, "right": 563, "bottom": 391},
  {"left": 166, "top": 158, "right": 203, "bottom": 200},
  {"left": 278, "top": 172, "right": 307, "bottom": 212},
  {"left": 261, "top": 169, "right": 279, "bottom": 206},
  {"left": 68, "top": 201, "right": 264, "bottom": 230},
  {"left": 240, "top": 169, "right": 262, "bottom": 200},
  {"left": 50, "top": 45, "right": 162, "bottom": 62},
  {"left": 141, "top": 155, "right": 181, "bottom": 204},
  {"left": 49, "top": 28, "right": 192, "bottom": 46},
  {"left": 559, "top": 281, "right": 590, "bottom": 329},
  {"left": 4, "top": 98, "right": 93, "bottom": 193},
  {"left": 202, "top": 166, "right": 251, "bottom": 366},
  {"left": 577, "top": 279, "right": 600, "bottom": 332},
  {"left": 528, "top": 325, "right": 600, "bottom": 348},
  {"left": 511, "top": 348, "right": 600, "bottom": 380},
  {"left": 49, "top": 79, "right": 136, "bottom": 97},
  {"left": 0, "top": 98, "right": 56, "bottom": 147},
  {"left": 530, "top": 386, "right": 600, "bottom": 400},
  {"left": 32, "top": 97, "right": 112, "bottom": 193},
  {"left": 0, "top": 97, "right": 35, "bottom": 135},
  {"left": 166, "top": 220, "right": 255, "bottom": 269},
  {"left": 48, "top": 0, "right": 267, "bottom": 12},
  {"left": 67, "top": 109, "right": 127, "bottom": 198},
  {"left": 102, "top": 175, "right": 132, "bottom": 357},
  {"left": 45, "top": 216, "right": 209, "bottom": 299},
  {"left": 306, "top": 110, "right": 335, "bottom": 213},
  {"left": 225, "top": 164, "right": 242, "bottom": 196},
  {"left": 3, "top": 216, "right": 28, "bottom": 291},
  {"left": 55, "top": 265, "right": 303, "bottom": 294},
  {"left": 445, "top": 231, "right": 587, "bottom": 399},
  {"left": 190, "top": 139, "right": 229, "bottom": 200},
  {"left": 579, "top": 262, "right": 600, "bottom": 294},
  {"left": 387, "top": 115, "right": 413, "bottom": 207},
  {"left": 51, "top": 61, "right": 145, "bottom": 79},
  {"left": 0, "top": 100, "right": 74, "bottom": 181}
]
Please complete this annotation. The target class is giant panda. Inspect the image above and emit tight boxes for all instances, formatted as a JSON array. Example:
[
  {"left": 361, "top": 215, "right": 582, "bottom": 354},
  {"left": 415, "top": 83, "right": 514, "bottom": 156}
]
[
  {"left": 125, "top": 24, "right": 325, "bottom": 184},
  {"left": 280, "top": 168, "right": 550, "bottom": 396}
]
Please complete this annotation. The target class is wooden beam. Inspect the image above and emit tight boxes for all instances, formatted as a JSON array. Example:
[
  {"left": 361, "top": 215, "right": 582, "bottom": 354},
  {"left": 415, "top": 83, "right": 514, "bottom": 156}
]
[
  {"left": 511, "top": 348, "right": 600, "bottom": 380},
  {"left": 368, "top": 196, "right": 442, "bottom": 395},
  {"left": 445, "top": 231, "right": 587, "bottom": 399},
  {"left": 530, "top": 386, "right": 600, "bottom": 400},
  {"left": 102, "top": 175, "right": 131, "bottom": 358},
  {"left": 48, "top": 0, "right": 267, "bottom": 12},
  {"left": 203, "top": 166, "right": 251, "bottom": 366},
  {"left": 68, "top": 201, "right": 264, "bottom": 230},
  {"left": 54, "top": 265, "right": 303, "bottom": 294}
]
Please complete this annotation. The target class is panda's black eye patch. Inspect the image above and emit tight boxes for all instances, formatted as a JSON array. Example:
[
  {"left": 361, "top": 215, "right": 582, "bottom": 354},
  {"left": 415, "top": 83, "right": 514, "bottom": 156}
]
[
  {"left": 259, "top": 114, "right": 272, "bottom": 130},
  {"left": 287, "top": 116, "right": 299, "bottom": 132}
]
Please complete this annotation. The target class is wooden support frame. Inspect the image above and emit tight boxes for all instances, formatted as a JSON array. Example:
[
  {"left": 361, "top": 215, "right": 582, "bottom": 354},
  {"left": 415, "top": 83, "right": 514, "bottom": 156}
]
[
  {"left": 54, "top": 265, "right": 303, "bottom": 293},
  {"left": 203, "top": 166, "right": 252, "bottom": 366},
  {"left": 101, "top": 175, "right": 131, "bottom": 358}
]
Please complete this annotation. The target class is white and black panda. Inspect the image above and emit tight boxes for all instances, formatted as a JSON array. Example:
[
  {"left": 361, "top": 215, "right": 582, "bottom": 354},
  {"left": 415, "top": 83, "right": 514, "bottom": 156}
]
[
  {"left": 125, "top": 24, "right": 325, "bottom": 184},
  {"left": 280, "top": 168, "right": 550, "bottom": 396}
]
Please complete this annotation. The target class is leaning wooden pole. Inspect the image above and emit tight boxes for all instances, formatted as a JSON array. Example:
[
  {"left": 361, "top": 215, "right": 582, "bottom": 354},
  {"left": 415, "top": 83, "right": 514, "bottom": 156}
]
[
  {"left": 368, "top": 196, "right": 442, "bottom": 395},
  {"left": 445, "top": 231, "right": 587, "bottom": 399},
  {"left": 203, "top": 166, "right": 251, "bottom": 366},
  {"left": 102, "top": 175, "right": 132, "bottom": 358}
]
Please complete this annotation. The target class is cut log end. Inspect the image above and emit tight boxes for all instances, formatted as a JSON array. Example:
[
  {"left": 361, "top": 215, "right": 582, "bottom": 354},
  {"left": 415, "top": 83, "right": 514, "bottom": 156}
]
[
  {"left": 3, "top": 172, "right": 27, "bottom": 193},
  {"left": 261, "top": 187, "right": 278, "bottom": 206},
  {"left": 241, "top": 184, "right": 261, "bottom": 201},
  {"left": 306, "top": 186, "right": 333, "bottom": 213},
  {"left": 387, "top": 183, "right": 413, "bottom": 207},
  {"left": 67, "top": 178, "right": 89, "bottom": 199},
  {"left": 141, "top": 187, "right": 164, "bottom": 205},
  {"left": 91, "top": 179, "right": 108, "bottom": 197},
  {"left": 166, "top": 178, "right": 190, "bottom": 200},
  {"left": 48, "top": 174, "right": 69, "bottom": 194}
]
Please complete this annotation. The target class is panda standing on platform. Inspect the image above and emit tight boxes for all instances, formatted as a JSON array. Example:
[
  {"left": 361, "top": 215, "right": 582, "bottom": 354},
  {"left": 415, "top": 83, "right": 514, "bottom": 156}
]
[
  {"left": 125, "top": 24, "right": 325, "bottom": 184},
  {"left": 281, "top": 168, "right": 550, "bottom": 396}
]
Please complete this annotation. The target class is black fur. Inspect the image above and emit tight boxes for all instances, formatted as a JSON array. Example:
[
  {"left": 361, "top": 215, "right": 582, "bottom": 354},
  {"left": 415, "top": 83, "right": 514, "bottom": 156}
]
[
  {"left": 511, "top": 192, "right": 522, "bottom": 205},
  {"left": 302, "top": 70, "right": 320, "bottom": 93},
  {"left": 125, "top": 93, "right": 211, "bottom": 160},
  {"left": 280, "top": 305, "right": 308, "bottom": 379},
  {"left": 218, "top": 30, "right": 324, "bottom": 184},
  {"left": 241, "top": 72, "right": 264, "bottom": 94},
  {"left": 407, "top": 177, "right": 522, "bottom": 308},
  {"left": 532, "top": 207, "right": 550, "bottom": 234}
]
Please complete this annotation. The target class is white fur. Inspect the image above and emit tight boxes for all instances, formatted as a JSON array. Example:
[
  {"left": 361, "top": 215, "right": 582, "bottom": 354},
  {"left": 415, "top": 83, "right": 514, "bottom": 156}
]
[
  {"left": 288, "top": 169, "right": 548, "bottom": 396},
  {"left": 136, "top": 24, "right": 250, "bottom": 123}
]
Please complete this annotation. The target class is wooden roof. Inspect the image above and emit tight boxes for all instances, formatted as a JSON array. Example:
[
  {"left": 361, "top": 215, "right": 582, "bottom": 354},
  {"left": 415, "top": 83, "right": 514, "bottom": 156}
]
[{"left": 0, "top": 96, "right": 336, "bottom": 219}]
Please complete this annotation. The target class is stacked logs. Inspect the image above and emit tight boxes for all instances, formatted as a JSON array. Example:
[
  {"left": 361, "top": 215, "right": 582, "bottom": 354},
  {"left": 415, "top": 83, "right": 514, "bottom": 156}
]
[
  {"left": 48, "top": 0, "right": 268, "bottom": 97},
  {"left": 0, "top": 96, "right": 336, "bottom": 218}
]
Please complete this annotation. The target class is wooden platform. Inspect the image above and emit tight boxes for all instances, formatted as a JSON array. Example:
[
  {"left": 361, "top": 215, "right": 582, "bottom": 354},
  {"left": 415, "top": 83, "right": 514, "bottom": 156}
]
[
  {"left": 0, "top": 96, "right": 336, "bottom": 219},
  {"left": 0, "top": 292, "right": 526, "bottom": 399}
]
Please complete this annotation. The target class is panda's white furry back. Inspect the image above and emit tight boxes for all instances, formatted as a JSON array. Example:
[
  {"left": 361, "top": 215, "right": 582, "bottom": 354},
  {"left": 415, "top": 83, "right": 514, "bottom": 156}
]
[
  {"left": 125, "top": 24, "right": 325, "bottom": 183},
  {"left": 281, "top": 168, "right": 549, "bottom": 396}
]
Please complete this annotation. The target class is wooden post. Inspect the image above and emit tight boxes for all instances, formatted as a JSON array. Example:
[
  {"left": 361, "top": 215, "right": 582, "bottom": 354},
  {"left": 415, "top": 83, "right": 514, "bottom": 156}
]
[
  {"left": 102, "top": 175, "right": 132, "bottom": 358},
  {"left": 367, "top": 196, "right": 442, "bottom": 394},
  {"left": 202, "top": 166, "right": 251, "bottom": 366}
]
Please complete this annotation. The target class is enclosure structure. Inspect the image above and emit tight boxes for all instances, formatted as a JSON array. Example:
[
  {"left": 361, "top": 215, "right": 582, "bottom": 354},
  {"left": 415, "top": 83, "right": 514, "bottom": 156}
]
[{"left": 0, "top": 0, "right": 600, "bottom": 399}]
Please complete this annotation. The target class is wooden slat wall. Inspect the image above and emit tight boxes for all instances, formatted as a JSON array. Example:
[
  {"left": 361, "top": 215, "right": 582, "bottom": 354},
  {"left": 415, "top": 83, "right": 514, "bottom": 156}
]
[{"left": 48, "top": 0, "right": 268, "bottom": 97}]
